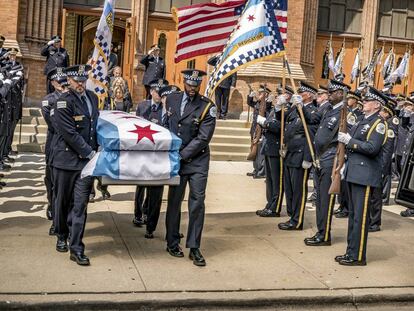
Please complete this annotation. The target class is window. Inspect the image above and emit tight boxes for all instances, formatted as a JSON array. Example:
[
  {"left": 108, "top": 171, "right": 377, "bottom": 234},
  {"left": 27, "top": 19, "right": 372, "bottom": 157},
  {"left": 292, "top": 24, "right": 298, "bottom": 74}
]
[
  {"left": 149, "top": 0, "right": 209, "bottom": 13},
  {"left": 378, "top": 0, "right": 414, "bottom": 40},
  {"left": 317, "top": 0, "right": 363, "bottom": 34},
  {"left": 64, "top": 0, "right": 131, "bottom": 10},
  {"left": 158, "top": 33, "right": 167, "bottom": 60},
  {"left": 187, "top": 59, "right": 196, "bottom": 69}
]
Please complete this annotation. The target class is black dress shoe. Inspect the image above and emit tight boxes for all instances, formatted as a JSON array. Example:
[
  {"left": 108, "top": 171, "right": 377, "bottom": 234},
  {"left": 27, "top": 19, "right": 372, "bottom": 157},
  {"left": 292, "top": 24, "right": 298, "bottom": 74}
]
[
  {"left": 278, "top": 221, "right": 302, "bottom": 231},
  {"left": 0, "top": 163, "right": 11, "bottom": 171},
  {"left": 338, "top": 257, "right": 366, "bottom": 266},
  {"left": 189, "top": 248, "right": 206, "bottom": 267},
  {"left": 3, "top": 156, "right": 15, "bottom": 163},
  {"left": 307, "top": 192, "right": 317, "bottom": 203},
  {"left": 305, "top": 236, "right": 331, "bottom": 246},
  {"left": 9, "top": 150, "right": 18, "bottom": 156},
  {"left": 132, "top": 217, "right": 146, "bottom": 227},
  {"left": 246, "top": 172, "right": 255, "bottom": 177},
  {"left": 46, "top": 205, "right": 53, "bottom": 220},
  {"left": 0, "top": 181, "right": 6, "bottom": 187},
  {"left": 368, "top": 225, "right": 381, "bottom": 232},
  {"left": 253, "top": 174, "right": 265, "bottom": 179},
  {"left": 304, "top": 234, "right": 319, "bottom": 243},
  {"left": 89, "top": 194, "right": 95, "bottom": 203},
  {"left": 333, "top": 207, "right": 343, "bottom": 215},
  {"left": 49, "top": 225, "right": 56, "bottom": 236},
  {"left": 0, "top": 173, "right": 4, "bottom": 178},
  {"left": 166, "top": 245, "right": 184, "bottom": 257},
  {"left": 145, "top": 231, "right": 154, "bottom": 239},
  {"left": 56, "top": 238, "right": 68, "bottom": 253},
  {"left": 335, "top": 254, "right": 349, "bottom": 263},
  {"left": 101, "top": 190, "right": 111, "bottom": 200},
  {"left": 256, "top": 208, "right": 280, "bottom": 217},
  {"left": 401, "top": 209, "right": 414, "bottom": 217},
  {"left": 70, "top": 252, "right": 90, "bottom": 266},
  {"left": 335, "top": 211, "right": 349, "bottom": 218},
  {"left": 179, "top": 233, "right": 184, "bottom": 238}
]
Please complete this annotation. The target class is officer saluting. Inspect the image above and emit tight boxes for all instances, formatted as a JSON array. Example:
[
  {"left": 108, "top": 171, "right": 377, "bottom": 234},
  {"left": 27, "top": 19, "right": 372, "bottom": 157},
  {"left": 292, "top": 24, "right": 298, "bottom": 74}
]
[
  {"left": 41, "top": 35, "right": 70, "bottom": 94},
  {"left": 164, "top": 69, "right": 216, "bottom": 266},
  {"left": 52, "top": 64, "right": 98, "bottom": 266},
  {"left": 336, "top": 86, "right": 387, "bottom": 266},
  {"left": 140, "top": 44, "right": 165, "bottom": 99}
]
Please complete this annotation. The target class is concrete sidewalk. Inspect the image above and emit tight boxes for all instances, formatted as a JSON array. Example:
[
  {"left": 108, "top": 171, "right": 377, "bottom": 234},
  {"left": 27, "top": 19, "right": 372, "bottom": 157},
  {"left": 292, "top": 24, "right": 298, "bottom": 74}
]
[{"left": 0, "top": 153, "right": 413, "bottom": 309}]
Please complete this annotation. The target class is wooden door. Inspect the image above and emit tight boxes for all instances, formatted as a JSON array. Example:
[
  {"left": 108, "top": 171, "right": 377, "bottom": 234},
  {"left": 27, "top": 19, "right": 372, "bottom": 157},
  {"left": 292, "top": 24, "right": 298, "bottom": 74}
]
[{"left": 123, "top": 16, "right": 136, "bottom": 97}]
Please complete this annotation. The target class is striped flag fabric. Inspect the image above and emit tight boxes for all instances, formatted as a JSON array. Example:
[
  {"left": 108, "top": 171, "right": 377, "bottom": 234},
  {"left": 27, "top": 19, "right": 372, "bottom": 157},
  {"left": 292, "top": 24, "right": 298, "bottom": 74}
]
[{"left": 173, "top": 0, "right": 288, "bottom": 63}]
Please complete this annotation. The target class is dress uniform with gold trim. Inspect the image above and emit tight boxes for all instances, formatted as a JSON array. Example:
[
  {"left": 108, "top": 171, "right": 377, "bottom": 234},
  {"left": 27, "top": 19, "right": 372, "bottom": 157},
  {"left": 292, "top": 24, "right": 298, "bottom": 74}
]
[{"left": 336, "top": 86, "right": 387, "bottom": 266}]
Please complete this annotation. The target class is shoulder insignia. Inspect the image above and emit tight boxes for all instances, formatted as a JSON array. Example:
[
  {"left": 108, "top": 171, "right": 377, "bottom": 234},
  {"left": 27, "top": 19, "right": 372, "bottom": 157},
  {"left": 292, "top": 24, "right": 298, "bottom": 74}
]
[
  {"left": 209, "top": 105, "right": 217, "bottom": 118},
  {"left": 375, "top": 122, "right": 386, "bottom": 135},
  {"left": 57, "top": 101, "right": 67, "bottom": 109},
  {"left": 393, "top": 117, "right": 400, "bottom": 125},
  {"left": 387, "top": 129, "right": 395, "bottom": 138},
  {"left": 50, "top": 108, "right": 54, "bottom": 116},
  {"left": 42, "top": 100, "right": 49, "bottom": 107},
  {"left": 347, "top": 114, "right": 356, "bottom": 125}
]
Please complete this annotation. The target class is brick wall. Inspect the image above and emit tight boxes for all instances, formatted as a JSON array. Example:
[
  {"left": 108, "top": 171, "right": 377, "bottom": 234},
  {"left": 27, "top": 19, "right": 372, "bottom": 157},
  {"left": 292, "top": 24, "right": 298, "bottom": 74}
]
[
  {"left": 0, "top": 0, "right": 19, "bottom": 39},
  {"left": 23, "top": 58, "right": 47, "bottom": 105}
]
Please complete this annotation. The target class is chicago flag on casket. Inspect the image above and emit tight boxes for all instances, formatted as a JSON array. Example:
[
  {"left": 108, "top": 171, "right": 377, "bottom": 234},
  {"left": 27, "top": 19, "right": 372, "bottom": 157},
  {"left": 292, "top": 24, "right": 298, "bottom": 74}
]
[{"left": 81, "top": 111, "right": 182, "bottom": 181}]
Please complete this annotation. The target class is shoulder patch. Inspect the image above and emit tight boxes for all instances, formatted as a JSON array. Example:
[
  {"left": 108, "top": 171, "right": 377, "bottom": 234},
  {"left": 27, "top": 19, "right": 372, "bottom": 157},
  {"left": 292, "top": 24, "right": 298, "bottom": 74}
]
[
  {"left": 376, "top": 122, "right": 386, "bottom": 135},
  {"left": 347, "top": 114, "right": 356, "bottom": 125},
  {"left": 393, "top": 117, "right": 400, "bottom": 125},
  {"left": 50, "top": 108, "right": 54, "bottom": 116},
  {"left": 209, "top": 105, "right": 217, "bottom": 118},
  {"left": 387, "top": 129, "right": 395, "bottom": 138},
  {"left": 57, "top": 101, "right": 67, "bottom": 109},
  {"left": 42, "top": 100, "right": 49, "bottom": 107}
]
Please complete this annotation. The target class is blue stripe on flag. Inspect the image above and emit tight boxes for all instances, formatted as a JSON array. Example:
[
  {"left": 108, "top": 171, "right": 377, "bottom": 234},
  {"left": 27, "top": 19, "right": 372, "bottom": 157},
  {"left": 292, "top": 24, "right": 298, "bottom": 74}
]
[
  {"left": 169, "top": 150, "right": 181, "bottom": 178},
  {"left": 97, "top": 118, "right": 120, "bottom": 151},
  {"left": 93, "top": 150, "right": 120, "bottom": 179}
]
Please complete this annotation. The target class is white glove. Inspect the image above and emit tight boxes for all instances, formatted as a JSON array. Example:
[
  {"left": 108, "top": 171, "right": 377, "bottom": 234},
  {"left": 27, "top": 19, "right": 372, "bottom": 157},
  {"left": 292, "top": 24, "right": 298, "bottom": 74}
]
[
  {"left": 302, "top": 160, "right": 312, "bottom": 169},
  {"left": 87, "top": 150, "right": 97, "bottom": 159},
  {"left": 12, "top": 76, "right": 20, "bottom": 81},
  {"left": 249, "top": 91, "right": 257, "bottom": 98},
  {"left": 256, "top": 115, "right": 266, "bottom": 126},
  {"left": 3, "top": 79, "right": 12, "bottom": 85},
  {"left": 338, "top": 132, "right": 351, "bottom": 145},
  {"left": 16, "top": 71, "right": 23, "bottom": 77},
  {"left": 291, "top": 94, "right": 303, "bottom": 107},
  {"left": 48, "top": 40, "right": 55, "bottom": 45},
  {"left": 0, "top": 73, "right": 4, "bottom": 80},
  {"left": 277, "top": 95, "right": 287, "bottom": 106}
]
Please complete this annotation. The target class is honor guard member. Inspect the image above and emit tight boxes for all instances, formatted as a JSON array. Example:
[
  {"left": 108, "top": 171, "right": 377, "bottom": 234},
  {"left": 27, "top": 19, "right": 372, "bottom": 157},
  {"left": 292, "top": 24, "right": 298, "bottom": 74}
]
[
  {"left": 41, "top": 67, "right": 69, "bottom": 235},
  {"left": 0, "top": 70, "right": 13, "bottom": 172},
  {"left": 369, "top": 96, "right": 397, "bottom": 231},
  {"left": 133, "top": 78, "right": 168, "bottom": 233},
  {"left": 336, "top": 86, "right": 387, "bottom": 266},
  {"left": 335, "top": 90, "right": 363, "bottom": 218},
  {"left": 164, "top": 69, "right": 216, "bottom": 266},
  {"left": 278, "top": 82, "right": 319, "bottom": 230},
  {"left": 140, "top": 44, "right": 165, "bottom": 99},
  {"left": 41, "top": 35, "right": 70, "bottom": 94},
  {"left": 52, "top": 64, "right": 98, "bottom": 266},
  {"left": 304, "top": 80, "right": 350, "bottom": 246},
  {"left": 0, "top": 36, "right": 8, "bottom": 59},
  {"left": 395, "top": 98, "right": 414, "bottom": 176}
]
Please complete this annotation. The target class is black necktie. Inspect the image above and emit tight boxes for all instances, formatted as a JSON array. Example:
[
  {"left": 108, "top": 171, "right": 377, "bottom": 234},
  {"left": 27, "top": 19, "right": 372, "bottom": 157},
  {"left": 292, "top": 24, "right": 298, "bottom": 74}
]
[
  {"left": 151, "top": 104, "right": 157, "bottom": 112},
  {"left": 81, "top": 95, "right": 91, "bottom": 116}
]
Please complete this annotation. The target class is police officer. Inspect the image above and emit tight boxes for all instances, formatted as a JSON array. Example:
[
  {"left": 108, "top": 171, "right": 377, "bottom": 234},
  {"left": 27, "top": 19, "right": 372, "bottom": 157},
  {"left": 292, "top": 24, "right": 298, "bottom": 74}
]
[
  {"left": 304, "top": 80, "right": 350, "bottom": 246},
  {"left": 207, "top": 55, "right": 237, "bottom": 119},
  {"left": 335, "top": 90, "right": 364, "bottom": 218},
  {"left": 41, "top": 67, "right": 69, "bottom": 235},
  {"left": 41, "top": 35, "right": 70, "bottom": 94},
  {"left": 335, "top": 86, "right": 387, "bottom": 266},
  {"left": 140, "top": 44, "right": 165, "bottom": 99},
  {"left": 164, "top": 69, "right": 216, "bottom": 267},
  {"left": 52, "top": 64, "right": 98, "bottom": 266},
  {"left": 0, "top": 67, "right": 13, "bottom": 172},
  {"left": 278, "top": 82, "right": 319, "bottom": 230},
  {"left": 0, "top": 36, "right": 8, "bottom": 60},
  {"left": 133, "top": 78, "right": 168, "bottom": 232}
]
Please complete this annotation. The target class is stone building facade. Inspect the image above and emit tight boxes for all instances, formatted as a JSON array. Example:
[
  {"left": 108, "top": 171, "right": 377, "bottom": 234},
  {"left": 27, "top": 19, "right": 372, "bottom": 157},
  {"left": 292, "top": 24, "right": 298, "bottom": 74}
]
[{"left": 0, "top": 0, "right": 413, "bottom": 118}]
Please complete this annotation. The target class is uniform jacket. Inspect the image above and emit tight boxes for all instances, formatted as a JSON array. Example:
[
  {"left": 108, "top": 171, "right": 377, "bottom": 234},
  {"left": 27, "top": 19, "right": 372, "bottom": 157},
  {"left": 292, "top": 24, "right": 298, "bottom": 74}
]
[
  {"left": 52, "top": 89, "right": 99, "bottom": 171},
  {"left": 140, "top": 54, "right": 165, "bottom": 86},
  {"left": 382, "top": 117, "right": 397, "bottom": 176},
  {"left": 40, "top": 45, "right": 70, "bottom": 75},
  {"left": 41, "top": 91, "right": 61, "bottom": 164},
  {"left": 261, "top": 107, "right": 281, "bottom": 157},
  {"left": 346, "top": 107, "right": 363, "bottom": 131},
  {"left": 164, "top": 92, "right": 216, "bottom": 175},
  {"left": 136, "top": 100, "right": 164, "bottom": 125},
  {"left": 0, "top": 82, "right": 11, "bottom": 136},
  {"left": 247, "top": 96, "right": 272, "bottom": 138},
  {"left": 344, "top": 112, "right": 386, "bottom": 188}
]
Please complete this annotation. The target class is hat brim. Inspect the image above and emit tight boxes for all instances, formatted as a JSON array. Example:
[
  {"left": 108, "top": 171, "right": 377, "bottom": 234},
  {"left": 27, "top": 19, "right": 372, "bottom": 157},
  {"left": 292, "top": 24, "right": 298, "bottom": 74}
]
[
  {"left": 69, "top": 76, "right": 88, "bottom": 82},
  {"left": 184, "top": 80, "right": 201, "bottom": 87}
]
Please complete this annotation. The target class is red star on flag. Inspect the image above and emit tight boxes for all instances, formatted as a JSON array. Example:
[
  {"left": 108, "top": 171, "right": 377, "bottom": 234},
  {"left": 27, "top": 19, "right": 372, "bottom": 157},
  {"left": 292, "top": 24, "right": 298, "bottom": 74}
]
[
  {"left": 247, "top": 15, "right": 255, "bottom": 22},
  {"left": 128, "top": 124, "right": 159, "bottom": 144},
  {"left": 236, "top": 25, "right": 241, "bottom": 30}
]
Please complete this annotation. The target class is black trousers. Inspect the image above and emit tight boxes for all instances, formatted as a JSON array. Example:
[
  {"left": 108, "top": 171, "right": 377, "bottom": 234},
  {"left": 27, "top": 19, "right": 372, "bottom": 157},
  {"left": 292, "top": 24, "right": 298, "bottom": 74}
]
[
  {"left": 6, "top": 118, "right": 18, "bottom": 154},
  {"left": 90, "top": 177, "right": 108, "bottom": 197},
  {"left": 395, "top": 154, "right": 403, "bottom": 176},
  {"left": 45, "top": 164, "right": 54, "bottom": 209},
  {"left": 315, "top": 164, "right": 336, "bottom": 241},
  {"left": 370, "top": 185, "right": 383, "bottom": 227},
  {"left": 214, "top": 87, "right": 230, "bottom": 117},
  {"left": 0, "top": 135, "right": 8, "bottom": 160},
  {"left": 382, "top": 174, "right": 392, "bottom": 204},
  {"left": 284, "top": 166, "right": 309, "bottom": 228},
  {"left": 53, "top": 168, "right": 93, "bottom": 254},
  {"left": 134, "top": 185, "right": 163, "bottom": 232},
  {"left": 346, "top": 182, "right": 372, "bottom": 262},
  {"left": 253, "top": 142, "right": 265, "bottom": 177},
  {"left": 338, "top": 179, "right": 349, "bottom": 213},
  {"left": 264, "top": 155, "right": 283, "bottom": 213},
  {"left": 166, "top": 172, "right": 207, "bottom": 249}
]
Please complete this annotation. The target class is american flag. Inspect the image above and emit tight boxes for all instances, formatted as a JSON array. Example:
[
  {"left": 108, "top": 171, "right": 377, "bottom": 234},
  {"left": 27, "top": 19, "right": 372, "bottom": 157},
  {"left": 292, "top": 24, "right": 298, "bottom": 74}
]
[{"left": 173, "top": 0, "right": 288, "bottom": 63}]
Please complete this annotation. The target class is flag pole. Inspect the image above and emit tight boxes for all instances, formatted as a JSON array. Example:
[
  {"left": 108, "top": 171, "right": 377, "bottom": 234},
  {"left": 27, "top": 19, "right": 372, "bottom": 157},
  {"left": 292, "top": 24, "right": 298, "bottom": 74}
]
[{"left": 375, "top": 41, "right": 385, "bottom": 89}]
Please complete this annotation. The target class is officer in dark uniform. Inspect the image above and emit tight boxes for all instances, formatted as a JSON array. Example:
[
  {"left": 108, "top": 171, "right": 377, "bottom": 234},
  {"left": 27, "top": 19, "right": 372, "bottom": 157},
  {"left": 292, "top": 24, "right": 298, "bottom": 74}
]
[
  {"left": 369, "top": 96, "right": 397, "bottom": 232},
  {"left": 164, "top": 69, "right": 216, "bottom": 267},
  {"left": 304, "top": 80, "right": 350, "bottom": 246},
  {"left": 335, "top": 90, "right": 364, "bottom": 218},
  {"left": 207, "top": 55, "right": 237, "bottom": 119},
  {"left": 0, "top": 68, "right": 13, "bottom": 172},
  {"left": 0, "top": 36, "right": 8, "bottom": 60},
  {"left": 133, "top": 78, "right": 168, "bottom": 234},
  {"left": 278, "top": 82, "right": 319, "bottom": 230},
  {"left": 41, "top": 35, "right": 70, "bottom": 94},
  {"left": 335, "top": 86, "right": 387, "bottom": 266},
  {"left": 41, "top": 67, "right": 69, "bottom": 234},
  {"left": 140, "top": 44, "right": 165, "bottom": 99},
  {"left": 52, "top": 64, "right": 98, "bottom": 266}
]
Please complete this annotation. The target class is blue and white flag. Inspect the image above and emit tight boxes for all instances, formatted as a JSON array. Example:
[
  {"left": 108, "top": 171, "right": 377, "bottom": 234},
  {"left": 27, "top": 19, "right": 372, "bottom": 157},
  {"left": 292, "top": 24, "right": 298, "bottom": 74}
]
[
  {"left": 86, "top": 0, "right": 115, "bottom": 109},
  {"left": 81, "top": 111, "right": 182, "bottom": 181},
  {"left": 388, "top": 52, "right": 410, "bottom": 84},
  {"left": 206, "top": 0, "right": 285, "bottom": 97}
]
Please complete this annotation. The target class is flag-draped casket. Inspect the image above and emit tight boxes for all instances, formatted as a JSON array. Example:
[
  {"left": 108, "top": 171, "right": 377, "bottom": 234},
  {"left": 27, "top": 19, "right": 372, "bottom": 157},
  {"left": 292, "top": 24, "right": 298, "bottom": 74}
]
[{"left": 81, "top": 111, "right": 182, "bottom": 185}]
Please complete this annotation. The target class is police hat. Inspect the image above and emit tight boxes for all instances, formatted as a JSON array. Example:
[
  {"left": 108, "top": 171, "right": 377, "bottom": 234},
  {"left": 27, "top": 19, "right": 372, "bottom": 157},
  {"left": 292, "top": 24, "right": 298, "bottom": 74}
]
[
  {"left": 317, "top": 85, "right": 328, "bottom": 94},
  {"left": 64, "top": 64, "right": 91, "bottom": 82},
  {"left": 328, "top": 79, "right": 350, "bottom": 93},
  {"left": 284, "top": 85, "right": 294, "bottom": 95},
  {"left": 383, "top": 96, "right": 397, "bottom": 116},
  {"left": 181, "top": 69, "right": 206, "bottom": 87},
  {"left": 357, "top": 81, "right": 369, "bottom": 92},
  {"left": 51, "top": 35, "right": 62, "bottom": 42},
  {"left": 150, "top": 44, "right": 160, "bottom": 50},
  {"left": 159, "top": 85, "right": 181, "bottom": 98},
  {"left": 149, "top": 78, "right": 169, "bottom": 90},
  {"left": 298, "top": 81, "right": 317, "bottom": 94},
  {"left": 363, "top": 86, "right": 388, "bottom": 106},
  {"left": 347, "top": 90, "right": 361, "bottom": 101},
  {"left": 258, "top": 84, "right": 271, "bottom": 93},
  {"left": 8, "top": 48, "right": 19, "bottom": 56},
  {"left": 47, "top": 67, "right": 67, "bottom": 82},
  {"left": 0, "top": 35, "right": 5, "bottom": 43},
  {"left": 382, "top": 81, "right": 394, "bottom": 94}
]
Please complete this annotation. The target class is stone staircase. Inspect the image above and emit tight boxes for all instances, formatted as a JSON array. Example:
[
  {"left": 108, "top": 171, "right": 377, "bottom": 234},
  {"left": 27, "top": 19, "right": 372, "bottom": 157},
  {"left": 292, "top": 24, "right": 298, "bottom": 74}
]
[{"left": 15, "top": 108, "right": 252, "bottom": 161}]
